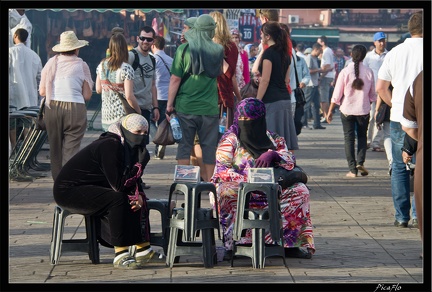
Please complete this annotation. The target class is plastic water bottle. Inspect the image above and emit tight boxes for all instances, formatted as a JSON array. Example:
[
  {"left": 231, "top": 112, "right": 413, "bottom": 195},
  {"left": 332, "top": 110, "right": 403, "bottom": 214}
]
[
  {"left": 219, "top": 112, "right": 227, "bottom": 134},
  {"left": 169, "top": 113, "right": 182, "bottom": 142}
]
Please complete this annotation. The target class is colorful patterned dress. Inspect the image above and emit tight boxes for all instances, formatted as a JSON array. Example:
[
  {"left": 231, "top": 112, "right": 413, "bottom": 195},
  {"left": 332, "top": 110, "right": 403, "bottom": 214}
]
[{"left": 210, "top": 130, "right": 315, "bottom": 253}]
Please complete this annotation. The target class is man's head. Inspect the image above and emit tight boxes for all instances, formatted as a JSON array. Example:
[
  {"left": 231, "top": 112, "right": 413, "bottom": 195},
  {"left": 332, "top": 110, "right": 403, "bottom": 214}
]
[
  {"left": 296, "top": 42, "right": 305, "bottom": 53},
  {"left": 259, "top": 9, "right": 279, "bottom": 24},
  {"left": 317, "top": 35, "right": 328, "bottom": 47},
  {"left": 372, "top": 32, "right": 386, "bottom": 54},
  {"left": 311, "top": 42, "right": 322, "bottom": 57},
  {"left": 408, "top": 11, "right": 422, "bottom": 37},
  {"left": 181, "top": 17, "right": 197, "bottom": 43},
  {"left": 137, "top": 26, "right": 156, "bottom": 54},
  {"left": 152, "top": 36, "right": 165, "bottom": 51},
  {"left": 13, "top": 28, "right": 28, "bottom": 44},
  {"left": 335, "top": 48, "right": 345, "bottom": 58}
]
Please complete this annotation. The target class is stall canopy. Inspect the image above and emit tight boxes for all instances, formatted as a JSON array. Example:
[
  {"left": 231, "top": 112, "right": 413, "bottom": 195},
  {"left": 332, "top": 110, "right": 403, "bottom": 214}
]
[
  {"left": 290, "top": 28, "right": 339, "bottom": 43},
  {"left": 33, "top": 9, "right": 184, "bottom": 13}
]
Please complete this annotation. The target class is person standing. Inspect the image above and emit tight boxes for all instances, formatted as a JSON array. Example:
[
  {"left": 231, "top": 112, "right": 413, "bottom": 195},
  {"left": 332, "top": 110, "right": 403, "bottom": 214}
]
[
  {"left": 244, "top": 43, "right": 258, "bottom": 79},
  {"left": 256, "top": 21, "right": 298, "bottom": 151},
  {"left": 317, "top": 35, "right": 335, "bottom": 123},
  {"left": 209, "top": 11, "right": 242, "bottom": 129},
  {"left": 401, "top": 71, "right": 423, "bottom": 255},
  {"left": 327, "top": 45, "right": 376, "bottom": 177},
  {"left": 231, "top": 29, "right": 250, "bottom": 89},
  {"left": 364, "top": 32, "right": 389, "bottom": 152},
  {"left": 376, "top": 11, "right": 422, "bottom": 228},
  {"left": 128, "top": 26, "right": 160, "bottom": 189},
  {"left": 39, "top": 31, "right": 94, "bottom": 181},
  {"left": 302, "top": 42, "right": 325, "bottom": 130},
  {"left": 166, "top": 14, "right": 224, "bottom": 182},
  {"left": 128, "top": 26, "right": 160, "bottom": 149},
  {"left": 9, "top": 9, "right": 32, "bottom": 49},
  {"left": 96, "top": 33, "right": 141, "bottom": 131},
  {"left": 9, "top": 28, "right": 43, "bottom": 150},
  {"left": 151, "top": 36, "right": 173, "bottom": 160}
]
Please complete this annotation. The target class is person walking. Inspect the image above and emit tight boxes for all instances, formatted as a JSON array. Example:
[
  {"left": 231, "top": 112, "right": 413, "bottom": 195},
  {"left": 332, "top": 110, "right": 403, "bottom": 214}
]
[
  {"left": 151, "top": 36, "right": 173, "bottom": 160},
  {"left": 39, "top": 31, "right": 94, "bottom": 181},
  {"left": 364, "top": 32, "right": 389, "bottom": 153},
  {"left": 376, "top": 11, "right": 422, "bottom": 228},
  {"left": 326, "top": 45, "right": 376, "bottom": 177},
  {"left": 165, "top": 14, "right": 224, "bottom": 182}
]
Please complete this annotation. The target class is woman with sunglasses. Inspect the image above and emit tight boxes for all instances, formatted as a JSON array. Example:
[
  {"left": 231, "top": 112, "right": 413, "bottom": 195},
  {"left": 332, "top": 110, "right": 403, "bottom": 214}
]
[{"left": 96, "top": 33, "right": 141, "bottom": 131}]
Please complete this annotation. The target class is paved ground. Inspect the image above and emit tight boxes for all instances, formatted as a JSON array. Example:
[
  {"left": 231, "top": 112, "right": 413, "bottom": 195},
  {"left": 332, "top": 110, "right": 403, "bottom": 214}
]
[{"left": 6, "top": 110, "right": 429, "bottom": 291}]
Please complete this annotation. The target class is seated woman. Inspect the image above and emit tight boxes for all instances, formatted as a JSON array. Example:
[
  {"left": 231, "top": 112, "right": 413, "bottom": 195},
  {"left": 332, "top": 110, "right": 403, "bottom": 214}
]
[
  {"left": 53, "top": 113, "right": 165, "bottom": 269},
  {"left": 210, "top": 98, "right": 315, "bottom": 259}
]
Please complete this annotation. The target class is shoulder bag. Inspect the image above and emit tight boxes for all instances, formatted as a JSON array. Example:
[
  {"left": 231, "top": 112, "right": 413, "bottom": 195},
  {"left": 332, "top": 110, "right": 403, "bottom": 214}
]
[
  {"left": 293, "top": 56, "right": 306, "bottom": 107},
  {"left": 375, "top": 98, "right": 390, "bottom": 125}
]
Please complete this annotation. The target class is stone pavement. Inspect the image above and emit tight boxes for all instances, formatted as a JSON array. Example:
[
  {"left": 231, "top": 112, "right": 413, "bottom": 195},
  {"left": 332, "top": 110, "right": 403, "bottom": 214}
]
[{"left": 6, "top": 110, "right": 429, "bottom": 292}]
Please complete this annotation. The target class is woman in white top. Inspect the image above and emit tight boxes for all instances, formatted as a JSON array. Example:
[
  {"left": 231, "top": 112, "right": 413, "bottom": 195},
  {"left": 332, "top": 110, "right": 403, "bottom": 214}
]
[
  {"left": 96, "top": 33, "right": 141, "bottom": 131},
  {"left": 39, "top": 31, "right": 94, "bottom": 180}
]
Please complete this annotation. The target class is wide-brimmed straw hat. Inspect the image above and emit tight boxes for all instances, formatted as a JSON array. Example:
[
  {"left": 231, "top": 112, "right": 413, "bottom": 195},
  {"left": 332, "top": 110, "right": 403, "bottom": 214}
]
[{"left": 52, "top": 31, "right": 89, "bottom": 52}]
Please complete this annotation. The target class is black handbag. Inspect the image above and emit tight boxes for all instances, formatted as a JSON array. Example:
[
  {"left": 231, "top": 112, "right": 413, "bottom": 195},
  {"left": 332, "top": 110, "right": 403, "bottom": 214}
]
[
  {"left": 273, "top": 165, "right": 308, "bottom": 189},
  {"left": 375, "top": 99, "right": 390, "bottom": 125},
  {"left": 152, "top": 119, "right": 175, "bottom": 146},
  {"left": 293, "top": 56, "right": 306, "bottom": 106}
]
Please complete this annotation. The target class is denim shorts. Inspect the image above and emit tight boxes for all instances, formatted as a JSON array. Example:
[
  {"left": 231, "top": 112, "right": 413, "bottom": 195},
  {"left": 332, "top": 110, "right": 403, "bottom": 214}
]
[{"left": 318, "top": 77, "right": 333, "bottom": 102}]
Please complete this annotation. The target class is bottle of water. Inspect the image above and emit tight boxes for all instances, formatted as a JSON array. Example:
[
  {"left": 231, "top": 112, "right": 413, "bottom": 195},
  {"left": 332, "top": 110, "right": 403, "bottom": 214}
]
[
  {"left": 219, "top": 112, "right": 227, "bottom": 134},
  {"left": 169, "top": 113, "right": 182, "bottom": 142}
]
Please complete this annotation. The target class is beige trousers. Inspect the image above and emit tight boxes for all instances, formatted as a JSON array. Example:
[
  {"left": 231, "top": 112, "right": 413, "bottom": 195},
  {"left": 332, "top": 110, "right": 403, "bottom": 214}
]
[{"left": 44, "top": 100, "right": 87, "bottom": 180}]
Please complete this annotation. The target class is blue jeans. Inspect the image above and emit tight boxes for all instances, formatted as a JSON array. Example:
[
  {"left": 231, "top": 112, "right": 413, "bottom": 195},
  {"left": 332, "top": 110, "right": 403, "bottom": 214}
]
[
  {"left": 340, "top": 113, "right": 369, "bottom": 174},
  {"left": 301, "top": 86, "right": 321, "bottom": 128},
  {"left": 390, "top": 121, "right": 416, "bottom": 222}
]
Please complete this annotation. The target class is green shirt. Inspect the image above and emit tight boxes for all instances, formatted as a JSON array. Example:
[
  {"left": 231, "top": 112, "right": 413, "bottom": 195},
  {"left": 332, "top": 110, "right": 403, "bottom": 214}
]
[{"left": 171, "top": 43, "right": 219, "bottom": 115}]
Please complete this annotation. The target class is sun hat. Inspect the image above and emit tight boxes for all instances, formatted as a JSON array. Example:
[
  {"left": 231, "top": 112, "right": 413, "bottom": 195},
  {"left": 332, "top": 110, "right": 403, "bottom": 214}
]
[
  {"left": 373, "top": 32, "right": 386, "bottom": 42},
  {"left": 304, "top": 47, "right": 312, "bottom": 54},
  {"left": 52, "top": 31, "right": 89, "bottom": 52}
]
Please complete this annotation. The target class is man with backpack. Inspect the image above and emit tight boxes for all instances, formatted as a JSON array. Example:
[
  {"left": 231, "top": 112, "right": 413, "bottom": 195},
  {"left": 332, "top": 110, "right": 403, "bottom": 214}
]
[{"left": 128, "top": 26, "right": 160, "bottom": 189}]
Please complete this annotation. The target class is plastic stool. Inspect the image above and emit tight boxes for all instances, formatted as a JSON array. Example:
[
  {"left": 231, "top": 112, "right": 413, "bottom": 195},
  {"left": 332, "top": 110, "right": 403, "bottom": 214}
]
[
  {"left": 231, "top": 182, "right": 287, "bottom": 269},
  {"left": 50, "top": 206, "right": 100, "bottom": 265},
  {"left": 166, "top": 182, "right": 220, "bottom": 268},
  {"left": 144, "top": 199, "right": 174, "bottom": 256}
]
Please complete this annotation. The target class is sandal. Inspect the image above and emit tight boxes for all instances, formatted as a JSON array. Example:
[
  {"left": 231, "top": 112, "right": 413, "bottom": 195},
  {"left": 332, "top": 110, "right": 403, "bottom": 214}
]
[
  {"left": 284, "top": 247, "right": 312, "bottom": 259},
  {"left": 372, "top": 147, "right": 384, "bottom": 152},
  {"left": 356, "top": 165, "right": 369, "bottom": 176}
]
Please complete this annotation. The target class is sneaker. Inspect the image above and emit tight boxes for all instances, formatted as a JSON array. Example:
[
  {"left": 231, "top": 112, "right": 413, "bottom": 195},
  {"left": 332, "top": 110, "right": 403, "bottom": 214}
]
[
  {"left": 394, "top": 220, "right": 408, "bottom": 228},
  {"left": 113, "top": 253, "right": 142, "bottom": 269},
  {"left": 320, "top": 117, "right": 327, "bottom": 123},
  {"left": 313, "top": 125, "right": 326, "bottom": 129},
  {"left": 411, "top": 219, "right": 419, "bottom": 228},
  {"left": 136, "top": 250, "right": 166, "bottom": 265},
  {"left": 356, "top": 165, "right": 369, "bottom": 176}
]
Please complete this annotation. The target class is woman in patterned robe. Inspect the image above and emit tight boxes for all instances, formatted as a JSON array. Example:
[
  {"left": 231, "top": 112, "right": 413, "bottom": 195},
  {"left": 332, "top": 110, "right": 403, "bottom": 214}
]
[{"left": 210, "top": 98, "right": 315, "bottom": 259}]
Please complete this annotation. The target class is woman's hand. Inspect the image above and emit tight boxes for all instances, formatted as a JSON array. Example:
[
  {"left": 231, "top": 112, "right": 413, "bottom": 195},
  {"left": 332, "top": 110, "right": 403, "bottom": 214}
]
[
  {"left": 255, "top": 150, "right": 281, "bottom": 168},
  {"left": 326, "top": 112, "right": 333, "bottom": 124},
  {"left": 130, "top": 194, "right": 143, "bottom": 212}
]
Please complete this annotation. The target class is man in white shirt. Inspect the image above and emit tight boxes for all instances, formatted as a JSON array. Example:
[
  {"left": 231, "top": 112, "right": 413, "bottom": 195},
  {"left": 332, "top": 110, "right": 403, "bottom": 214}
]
[
  {"left": 364, "top": 32, "right": 389, "bottom": 152},
  {"left": 9, "top": 28, "right": 42, "bottom": 150},
  {"left": 317, "top": 35, "right": 335, "bottom": 123},
  {"left": 9, "top": 9, "right": 32, "bottom": 49},
  {"left": 151, "top": 36, "right": 173, "bottom": 159},
  {"left": 376, "top": 11, "right": 423, "bottom": 229}
]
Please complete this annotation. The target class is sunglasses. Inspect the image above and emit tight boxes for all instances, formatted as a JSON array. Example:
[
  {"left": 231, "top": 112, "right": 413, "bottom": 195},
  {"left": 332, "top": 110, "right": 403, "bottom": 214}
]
[{"left": 138, "top": 36, "right": 154, "bottom": 42}]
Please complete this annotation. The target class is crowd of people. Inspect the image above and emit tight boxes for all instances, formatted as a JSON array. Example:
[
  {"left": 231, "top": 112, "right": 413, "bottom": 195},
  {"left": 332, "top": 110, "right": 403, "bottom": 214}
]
[{"left": 9, "top": 8, "right": 423, "bottom": 268}]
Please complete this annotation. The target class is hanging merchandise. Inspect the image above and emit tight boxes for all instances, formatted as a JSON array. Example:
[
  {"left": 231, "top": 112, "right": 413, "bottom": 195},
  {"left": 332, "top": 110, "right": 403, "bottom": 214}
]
[{"left": 83, "top": 19, "right": 93, "bottom": 37}]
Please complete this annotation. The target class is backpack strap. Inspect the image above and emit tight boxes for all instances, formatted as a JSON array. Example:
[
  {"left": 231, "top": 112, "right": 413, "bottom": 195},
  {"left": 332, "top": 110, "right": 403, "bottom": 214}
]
[{"left": 131, "top": 49, "right": 156, "bottom": 72}]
